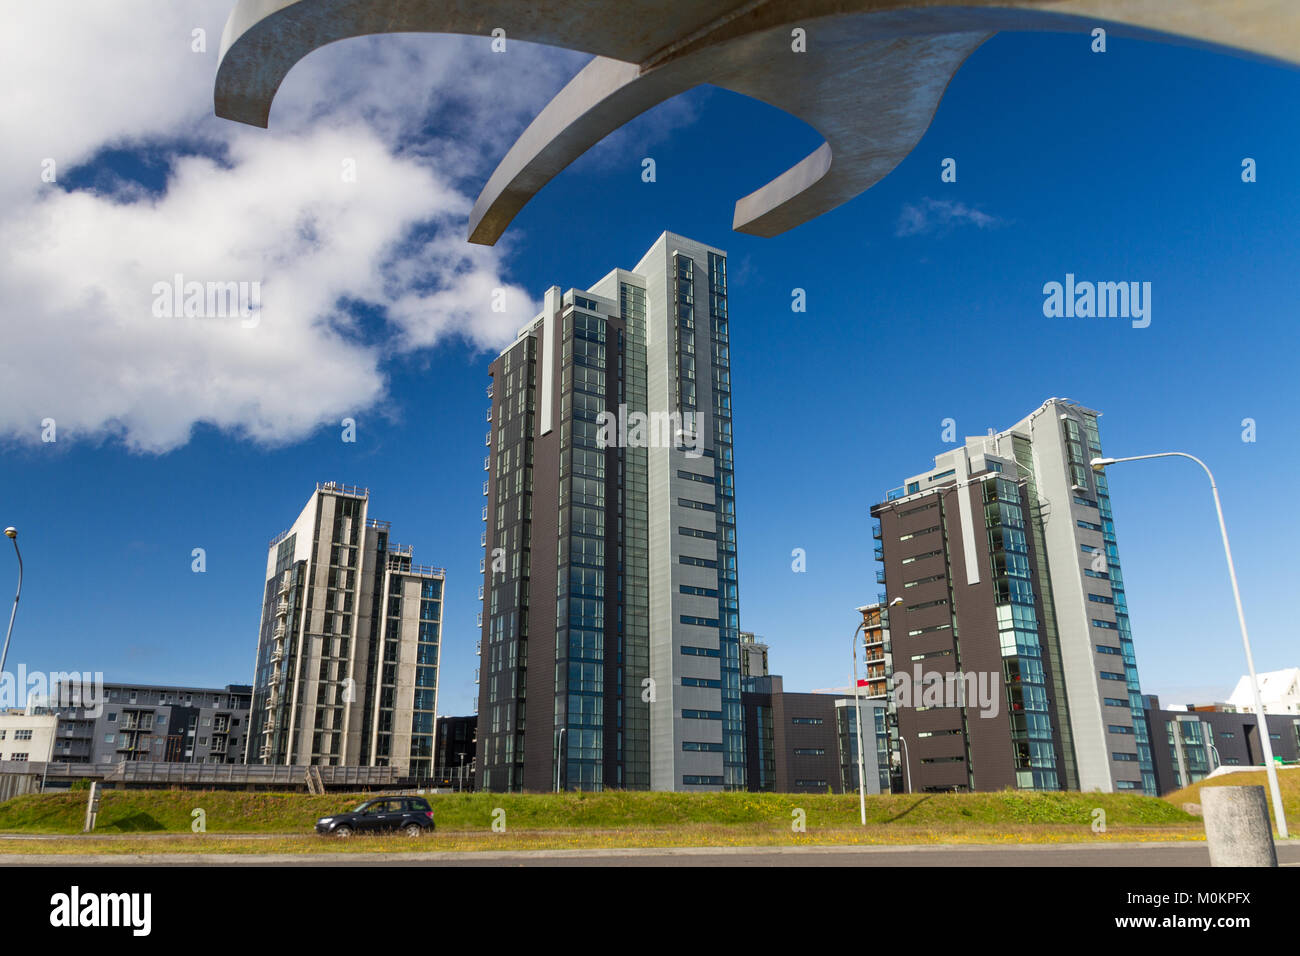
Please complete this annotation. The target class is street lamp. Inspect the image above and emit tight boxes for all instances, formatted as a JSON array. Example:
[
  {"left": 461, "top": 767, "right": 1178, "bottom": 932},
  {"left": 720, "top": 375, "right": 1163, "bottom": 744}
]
[
  {"left": 1, "top": 528, "right": 21, "bottom": 680},
  {"left": 1091, "top": 453, "right": 1288, "bottom": 839},
  {"left": 898, "top": 736, "right": 913, "bottom": 794}
]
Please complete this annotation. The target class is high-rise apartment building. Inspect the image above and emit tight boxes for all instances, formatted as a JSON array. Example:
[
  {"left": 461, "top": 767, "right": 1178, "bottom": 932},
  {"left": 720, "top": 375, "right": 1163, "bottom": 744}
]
[
  {"left": 476, "top": 232, "right": 743, "bottom": 792},
  {"left": 871, "top": 399, "right": 1156, "bottom": 795},
  {"left": 248, "top": 483, "right": 445, "bottom": 774}
]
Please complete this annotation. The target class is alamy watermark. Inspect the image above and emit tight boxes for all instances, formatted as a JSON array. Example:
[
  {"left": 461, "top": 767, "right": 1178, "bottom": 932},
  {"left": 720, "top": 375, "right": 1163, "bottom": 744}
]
[
  {"left": 151, "top": 273, "right": 261, "bottom": 328},
  {"left": 1042, "top": 273, "right": 1151, "bottom": 328},
  {"left": 890, "top": 665, "right": 999, "bottom": 719},
  {"left": 1, "top": 668, "right": 106, "bottom": 717},
  {"left": 596, "top": 404, "right": 703, "bottom": 458}
]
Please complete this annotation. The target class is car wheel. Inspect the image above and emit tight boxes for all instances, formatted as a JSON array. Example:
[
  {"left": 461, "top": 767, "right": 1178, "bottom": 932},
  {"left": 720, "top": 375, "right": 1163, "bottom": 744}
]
[
  {"left": 333, "top": 825, "right": 354, "bottom": 838},
  {"left": 403, "top": 822, "right": 423, "bottom": 837}
]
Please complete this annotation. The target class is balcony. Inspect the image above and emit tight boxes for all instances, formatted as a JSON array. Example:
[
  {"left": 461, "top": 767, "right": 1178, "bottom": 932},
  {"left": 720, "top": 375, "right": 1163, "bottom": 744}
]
[
  {"left": 483, "top": 480, "right": 489, "bottom": 496},
  {"left": 873, "top": 546, "right": 884, "bottom": 561},
  {"left": 477, "top": 584, "right": 484, "bottom": 600},
  {"left": 485, "top": 430, "right": 491, "bottom": 447},
  {"left": 480, "top": 530, "right": 487, "bottom": 547},
  {"left": 481, "top": 505, "right": 488, "bottom": 521},
  {"left": 876, "top": 569, "right": 886, "bottom": 584},
  {"left": 486, "top": 408, "right": 492, "bottom": 422},
  {"left": 483, "top": 456, "right": 490, "bottom": 471},
  {"left": 486, "top": 384, "right": 493, "bottom": 399},
  {"left": 872, "top": 521, "right": 882, "bottom": 540}
]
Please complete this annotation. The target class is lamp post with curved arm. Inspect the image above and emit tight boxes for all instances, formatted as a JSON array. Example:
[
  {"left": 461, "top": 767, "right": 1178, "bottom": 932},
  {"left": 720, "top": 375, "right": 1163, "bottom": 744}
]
[
  {"left": 1090, "top": 453, "right": 1287, "bottom": 839},
  {"left": 1, "top": 528, "right": 21, "bottom": 680}
]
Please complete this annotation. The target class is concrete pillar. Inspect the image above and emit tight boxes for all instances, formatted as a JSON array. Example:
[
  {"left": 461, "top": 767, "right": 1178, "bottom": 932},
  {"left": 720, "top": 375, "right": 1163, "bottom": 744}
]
[{"left": 1202, "top": 785, "right": 1277, "bottom": 867}]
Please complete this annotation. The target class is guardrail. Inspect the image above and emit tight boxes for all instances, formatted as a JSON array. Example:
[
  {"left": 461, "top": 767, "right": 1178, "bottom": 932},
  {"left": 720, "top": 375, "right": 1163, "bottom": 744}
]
[{"left": 0, "top": 761, "right": 400, "bottom": 788}]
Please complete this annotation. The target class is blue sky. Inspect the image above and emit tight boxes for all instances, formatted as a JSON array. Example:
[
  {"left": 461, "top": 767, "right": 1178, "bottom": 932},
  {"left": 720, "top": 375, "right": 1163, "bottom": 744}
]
[{"left": 1, "top": 24, "right": 1298, "bottom": 715}]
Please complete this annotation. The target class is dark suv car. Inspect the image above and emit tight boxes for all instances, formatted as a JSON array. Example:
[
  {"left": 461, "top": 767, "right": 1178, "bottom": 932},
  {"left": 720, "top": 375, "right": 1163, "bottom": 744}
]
[{"left": 315, "top": 797, "right": 436, "bottom": 837}]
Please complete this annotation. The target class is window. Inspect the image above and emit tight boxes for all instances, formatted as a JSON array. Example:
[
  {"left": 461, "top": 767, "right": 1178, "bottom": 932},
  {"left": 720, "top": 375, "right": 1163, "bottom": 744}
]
[
  {"left": 1103, "top": 698, "right": 1127, "bottom": 707},
  {"left": 793, "top": 748, "right": 826, "bottom": 756},
  {"left": 682, "top": 742, "right": 723, "bottom": 752},
  {"left": 679, "top": 526, "right": 715, "bottom": 540},
  {"left": 1092, "top": 619, "right": 1118, "bottom": 630},
  {"left": 907, "top": 624, "right": 951, "bottom": 637},
  {"left": 1100, "top": 671, "right": 1126, "bottom": 681},
  {"left": 1219, "top": 731, "right": 1235, "bottom": 739},
  {"left": 1088, "top": 594, "right": 1114, "bottom": 605},
  {"left": 791, "top": 717, "right": 823, "bottom": 725},
  {"left": 681, "top": 677, "right": 721, "bottom": 688},
  {"left": 677, "top": 498, "right": 713, "bottom": 511},
  {"left": 1096, "top": 645, "right": 1122, "bottom": 655},
  {"left": 901, "top": 549, "right": 943, "bottom": 565},
  {"left": 679, "top": 585, "right": 719, "bottom": 598},
  {"left": 680, "top": 615, "right": 720, "bottom": 628},
  {"left": 795, "top": 779, "right": 829, "bottom": 788},
  {"left": 906, "top": 598, "right": 948, "bottom": 611},
  {"left": 677, "top": 470, "right": 714, "bottom": 484},
  {"left": 681, "top": 710, "right": 722, "bottom": 720},
  {"left": 904, "top": 574, "right": 945, "bottom": 588},
  {"left": 13, "top": 730, "right": 32, "bottom": 741},
  {"left": 1112, "top": 752, "right": 1139, "bottom": 762},
  {"left": 683, "top": 775, "right": 723, "bottom": 785},
  {"left": 1108, "top": 725, "right": 1134, "bottom": 735},
  {"left": 8, "top": 753, "right": 27, "bottom": 762},
  {"left": 680, "top": 555, "right": 718, "bottom": 569},
  {"left": 1077, "top": 520, "right": 1103, "bottom": 532}
]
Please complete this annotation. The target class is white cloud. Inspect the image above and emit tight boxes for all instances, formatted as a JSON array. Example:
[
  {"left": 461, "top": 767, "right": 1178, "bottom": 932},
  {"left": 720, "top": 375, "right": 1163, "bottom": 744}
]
[
  {"left": 0, "top": 2, "right": 608, "bottom": 452},
  {"left": 896, "top": 197, "right": 1003, "bottom": 237}
]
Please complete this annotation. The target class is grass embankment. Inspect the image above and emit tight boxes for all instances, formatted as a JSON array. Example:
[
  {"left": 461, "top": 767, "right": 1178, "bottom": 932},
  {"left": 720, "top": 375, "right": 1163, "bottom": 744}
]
[
  {"left": 1167, "top": 766, "right": 1300, "bottom": 827},
  {"left": 0, "top": 788, "right": 1202, "bottom": 854}
]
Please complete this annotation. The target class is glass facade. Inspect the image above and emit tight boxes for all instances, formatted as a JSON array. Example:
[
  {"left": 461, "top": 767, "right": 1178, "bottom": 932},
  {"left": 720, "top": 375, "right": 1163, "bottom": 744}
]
[
  {"left": 619, "top": 282, "right": 651, "bottom": 789},
  {"left": 706, "top": 251, "right": 745, "bottom": 789},
  {"left": 482, "top": 337, "right": 535, "bottom": 791},
  {"left": 984, "top": 476, "right": 1059, "bottom": 790},
  {"left": 558, "top": 306, "right": 609, "bottom": 790},
  {"left": 1077, "top": 413, "right": 1157, "bottom": 796}
]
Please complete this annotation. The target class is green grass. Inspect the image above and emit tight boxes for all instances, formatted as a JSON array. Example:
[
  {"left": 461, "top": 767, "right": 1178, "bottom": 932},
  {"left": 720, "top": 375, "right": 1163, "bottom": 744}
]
[
  {"left": 0, "top": 787, "right": 1196, "bottom": 837},
  {"left": 1166, "top": 766, "right": 1300, "bottom": 828}
]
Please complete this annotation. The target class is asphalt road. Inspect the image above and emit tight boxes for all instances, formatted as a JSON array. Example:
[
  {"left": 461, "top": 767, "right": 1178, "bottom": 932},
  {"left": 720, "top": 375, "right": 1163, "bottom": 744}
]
[{"left": 4, "top": 841, "right": 1299, "bottom": 866}]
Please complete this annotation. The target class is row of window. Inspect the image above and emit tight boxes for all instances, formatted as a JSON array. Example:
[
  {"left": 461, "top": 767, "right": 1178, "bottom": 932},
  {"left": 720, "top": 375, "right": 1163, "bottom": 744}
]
[
  {"left": 680, "top": 584, "right": 719, "bottom": 598},
  {"left": 678, "top": 469, "right": 714, "bottom": 484},
  {"left": 681, "top": 615, "right": 720, "bottom": 628},
  {"left": 901, "top": 549, "right": 943, "bottom": 565}
]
